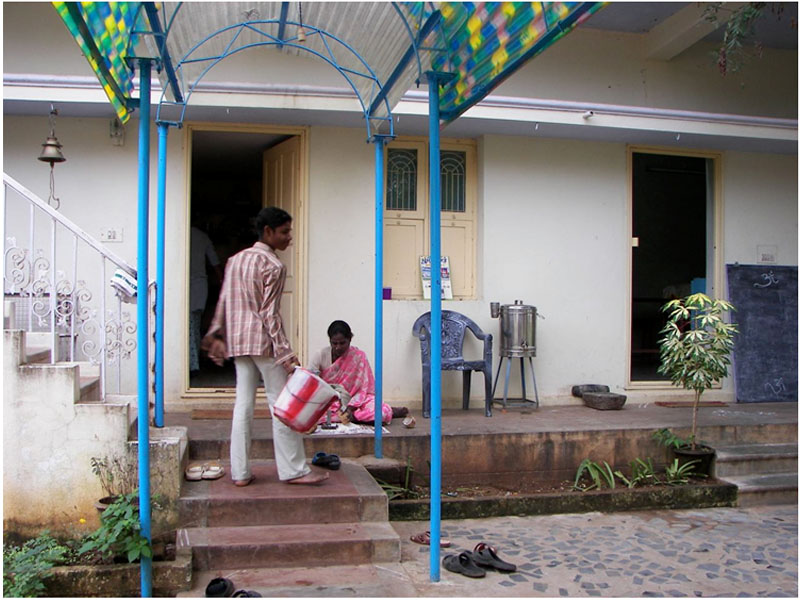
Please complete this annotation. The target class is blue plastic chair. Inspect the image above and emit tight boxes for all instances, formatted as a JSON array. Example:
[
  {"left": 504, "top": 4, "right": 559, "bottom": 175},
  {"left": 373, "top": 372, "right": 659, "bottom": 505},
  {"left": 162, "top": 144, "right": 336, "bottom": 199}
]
[{"left": 412, "top": 310, "right": 493, "bottom": 418}]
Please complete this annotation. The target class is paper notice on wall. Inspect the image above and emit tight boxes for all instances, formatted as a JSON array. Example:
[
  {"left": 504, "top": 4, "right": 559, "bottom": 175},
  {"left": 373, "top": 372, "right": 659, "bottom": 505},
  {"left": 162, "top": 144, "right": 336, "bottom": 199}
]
[{"left": 420, "top": 256, "right": 453, "bottom": 300}]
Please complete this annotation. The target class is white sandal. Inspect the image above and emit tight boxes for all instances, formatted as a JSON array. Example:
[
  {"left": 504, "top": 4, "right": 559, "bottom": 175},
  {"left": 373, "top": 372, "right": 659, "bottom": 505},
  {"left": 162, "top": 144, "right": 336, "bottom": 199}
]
[
  {"left": 184, "top": 464, "right": 205, "bottom": 481},
  {"left": 202, "top": 464, "right": 225, "bottom": 480}
]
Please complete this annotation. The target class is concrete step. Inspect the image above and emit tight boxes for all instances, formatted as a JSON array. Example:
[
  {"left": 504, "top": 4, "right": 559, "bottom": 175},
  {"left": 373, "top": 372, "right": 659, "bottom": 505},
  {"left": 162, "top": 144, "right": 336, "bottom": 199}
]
[
  {"left": 720, "top": 472, "right": 798, "bottom": 507},
  {"left": 180, "top": 460, "right": 388, "bottom": 528},
  {"left": 178, "top": 521, "right": 400, "bottom": 570},
  {"left": 715, "top": 443, "right": 798, "bottom": 477},
  {"left": 26, "top": 345, "right": 51, "bottom": 364}
]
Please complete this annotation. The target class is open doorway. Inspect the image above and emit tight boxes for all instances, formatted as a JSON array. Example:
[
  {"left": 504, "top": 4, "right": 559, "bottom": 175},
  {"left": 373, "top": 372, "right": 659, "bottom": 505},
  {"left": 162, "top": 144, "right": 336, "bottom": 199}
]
[
  {"left": 188, "top": 129, "right": 292, "bottom": 389},
  {"left": 630, "top": 151, "right": 713, "bottom": 381}
]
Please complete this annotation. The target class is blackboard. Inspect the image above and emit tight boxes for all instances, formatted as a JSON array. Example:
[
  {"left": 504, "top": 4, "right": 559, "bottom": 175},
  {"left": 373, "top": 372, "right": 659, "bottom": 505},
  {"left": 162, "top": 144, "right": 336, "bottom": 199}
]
[{"left": 726, "top": 264, "right": 797, "bottom": 403}]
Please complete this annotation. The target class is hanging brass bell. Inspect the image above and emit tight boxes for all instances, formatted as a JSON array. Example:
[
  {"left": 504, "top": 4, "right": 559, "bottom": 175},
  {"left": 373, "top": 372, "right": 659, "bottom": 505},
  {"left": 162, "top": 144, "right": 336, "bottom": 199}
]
[{"left": 38, "top": 136, "right": 66, "bottom": 164}]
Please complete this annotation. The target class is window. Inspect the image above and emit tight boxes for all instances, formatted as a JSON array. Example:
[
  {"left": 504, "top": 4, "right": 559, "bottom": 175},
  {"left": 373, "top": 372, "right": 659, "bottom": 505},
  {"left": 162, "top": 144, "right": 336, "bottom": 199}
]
[{"left": 384, "top": 138, "right": 477, "bottom": 299}]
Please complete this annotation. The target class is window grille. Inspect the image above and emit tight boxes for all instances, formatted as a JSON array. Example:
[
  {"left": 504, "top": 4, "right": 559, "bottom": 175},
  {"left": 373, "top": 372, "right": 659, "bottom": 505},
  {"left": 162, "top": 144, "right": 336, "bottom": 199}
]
[
  {"left": 441, "top": 150, "right": 466, "bottom": 213},
  {"left": 386, "top": 148, "right": 417, "bottom": 211}
]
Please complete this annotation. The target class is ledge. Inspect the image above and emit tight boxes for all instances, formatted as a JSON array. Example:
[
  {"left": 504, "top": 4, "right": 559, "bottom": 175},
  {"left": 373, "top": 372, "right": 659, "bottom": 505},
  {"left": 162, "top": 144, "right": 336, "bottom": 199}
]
[{"left": 389, "top": 480, "right": 738, "bottom": 521}]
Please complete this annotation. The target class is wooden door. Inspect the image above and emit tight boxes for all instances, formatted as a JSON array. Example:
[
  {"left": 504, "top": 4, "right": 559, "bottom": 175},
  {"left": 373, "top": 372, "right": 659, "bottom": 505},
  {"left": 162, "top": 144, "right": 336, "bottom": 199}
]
[{"left": 263, "top": 136, "right": 302, "bottom": 356}]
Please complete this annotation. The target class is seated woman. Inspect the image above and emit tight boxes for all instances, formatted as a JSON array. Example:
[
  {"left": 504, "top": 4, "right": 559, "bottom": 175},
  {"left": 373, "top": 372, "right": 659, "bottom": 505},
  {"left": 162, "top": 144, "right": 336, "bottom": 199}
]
[{"left": 308, "top": 320, "right": 415, "bottom": 427}]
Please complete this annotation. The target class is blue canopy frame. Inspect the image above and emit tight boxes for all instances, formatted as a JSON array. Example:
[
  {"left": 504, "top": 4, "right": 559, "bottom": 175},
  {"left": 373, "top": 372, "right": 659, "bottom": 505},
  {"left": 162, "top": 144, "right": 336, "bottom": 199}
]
[{"left": 53, "top": 1, "right": 605, "bottom": 593}]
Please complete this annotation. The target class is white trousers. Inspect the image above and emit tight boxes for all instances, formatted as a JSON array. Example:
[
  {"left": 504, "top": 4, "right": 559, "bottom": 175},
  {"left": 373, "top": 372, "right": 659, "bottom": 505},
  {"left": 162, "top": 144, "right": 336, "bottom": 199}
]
[{"left": 231, "top": 356, "right": 310, "bottom": 481}]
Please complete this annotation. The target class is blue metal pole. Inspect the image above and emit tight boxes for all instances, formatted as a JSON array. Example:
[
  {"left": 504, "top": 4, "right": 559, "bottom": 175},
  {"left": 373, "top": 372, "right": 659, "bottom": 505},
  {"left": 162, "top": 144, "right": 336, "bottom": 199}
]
[
  {"left": 426, "top": 71, "right": 443, "bottom": 582},
  {"left": 136, "top": 58, "right": 153, "bottom": 598},
  {"left": 155, "top": 123, "right": 167, "bottom": 428},
  {"left": 374, "top": 136, "right": 385, "bottom": 459}
]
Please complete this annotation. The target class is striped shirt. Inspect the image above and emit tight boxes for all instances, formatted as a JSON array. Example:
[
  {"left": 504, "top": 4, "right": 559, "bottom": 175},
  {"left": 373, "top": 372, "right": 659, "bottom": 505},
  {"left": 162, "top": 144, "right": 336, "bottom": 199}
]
[{"left": 207, "top": 242, "right": 295, "bottom": 364}]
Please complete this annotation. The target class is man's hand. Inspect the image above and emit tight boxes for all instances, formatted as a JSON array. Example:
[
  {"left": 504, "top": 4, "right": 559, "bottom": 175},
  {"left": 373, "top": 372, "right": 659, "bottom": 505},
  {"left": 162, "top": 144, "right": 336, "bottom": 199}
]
[
  {"left": 281, "top": 355, "right": 300, "bottom": 374},
  {"left": 204, "top": 338, "right": 227, "bottom": 367}
]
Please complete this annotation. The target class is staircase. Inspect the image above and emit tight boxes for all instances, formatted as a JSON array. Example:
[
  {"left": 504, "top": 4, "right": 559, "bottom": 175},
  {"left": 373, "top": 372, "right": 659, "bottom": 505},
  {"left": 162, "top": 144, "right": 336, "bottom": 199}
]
[
  {"left": 715, "top": 442, "right": 798, "bottom": 506},
  {"left": 176, "top": 455, "right": 401, "bottom": 585}
]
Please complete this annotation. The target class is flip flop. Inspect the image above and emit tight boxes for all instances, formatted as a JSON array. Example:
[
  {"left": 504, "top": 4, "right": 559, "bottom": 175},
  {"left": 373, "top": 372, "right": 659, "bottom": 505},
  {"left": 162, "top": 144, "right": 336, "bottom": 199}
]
[
  {"left": 470, "top": 542, "right": 517, "bottom": 572},
  {"left": 409, "top": 530, "right": 452, "bottom": 548},
  {"left": 185, "top": 464, "right": 204, "bottom": 481},
  {"left": 442, "top": 552, "right": 485, "bottom": 578},
  {"left": 205, "top": 577, "right": 235, "bottom": 597},
  {"left": 232, "top": 590, "right": 262, "bottom": 597},
  {"left": 202, "top": 464, "right": 225, "bottom": 480},
  {"left": 233, "top": 475, "right": 255, "bottom": 487},
  {"left": 311, "top": 452, "right": 341, "bottom": 470}
]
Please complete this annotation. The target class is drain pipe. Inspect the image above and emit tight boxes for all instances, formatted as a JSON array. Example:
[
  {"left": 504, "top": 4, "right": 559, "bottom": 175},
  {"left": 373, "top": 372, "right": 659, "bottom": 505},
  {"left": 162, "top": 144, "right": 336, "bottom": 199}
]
[{"left": 136, "top": 57, "right": 153, "bottom": 598}]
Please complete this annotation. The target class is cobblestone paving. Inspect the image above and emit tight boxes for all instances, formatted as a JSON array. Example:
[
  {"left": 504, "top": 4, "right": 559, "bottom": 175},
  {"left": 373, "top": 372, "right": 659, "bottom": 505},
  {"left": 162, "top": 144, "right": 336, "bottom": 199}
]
[{"left": 394, "top": 505, "right": 798, "bottom": 597}]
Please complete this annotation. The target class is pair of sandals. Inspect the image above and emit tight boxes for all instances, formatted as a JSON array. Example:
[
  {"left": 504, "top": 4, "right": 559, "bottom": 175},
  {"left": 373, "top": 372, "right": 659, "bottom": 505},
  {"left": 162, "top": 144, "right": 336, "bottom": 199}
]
[
  {"left": 185, "top": 462, "right": 225, "bottom": 481},
  {"left": 204, "top": 577, "right": 261, "bottom": 597},
  {"left": 311, "top": 451, "right": 340, "bottom": 470},
  {"left": 442, "top": 542, "right": 517, "bottom": 578}
]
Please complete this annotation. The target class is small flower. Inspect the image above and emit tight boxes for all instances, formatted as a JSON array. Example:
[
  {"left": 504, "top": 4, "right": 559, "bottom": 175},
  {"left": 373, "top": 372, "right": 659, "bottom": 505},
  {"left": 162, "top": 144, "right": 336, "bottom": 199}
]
[{"left": 79, "top": 517, "right": 86, "bottom": 524}]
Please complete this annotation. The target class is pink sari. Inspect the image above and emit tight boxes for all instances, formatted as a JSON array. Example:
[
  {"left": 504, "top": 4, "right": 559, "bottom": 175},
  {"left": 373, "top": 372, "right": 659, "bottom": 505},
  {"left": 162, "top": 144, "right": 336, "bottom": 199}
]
[{"left": 320, "top": 346, "right": 392, "bottom": 424}]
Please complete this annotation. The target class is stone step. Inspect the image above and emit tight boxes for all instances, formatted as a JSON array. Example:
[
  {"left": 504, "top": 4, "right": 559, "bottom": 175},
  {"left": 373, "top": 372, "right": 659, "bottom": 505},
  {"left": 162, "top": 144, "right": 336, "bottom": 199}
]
[
  {"left": 715, "top": 443, "right": 798, "bottom": 477},
  {"left": 178, "top": 521, "right": 400, "bottom": 570},
  {"left": 26, "top": 345, "right": 51, "bottom": 364},
  {"left": 179, "top": 460, "right": 387, "bottom": 528},
  {"left": 720, "top": 472, "right": 798, "bottom": 507}
]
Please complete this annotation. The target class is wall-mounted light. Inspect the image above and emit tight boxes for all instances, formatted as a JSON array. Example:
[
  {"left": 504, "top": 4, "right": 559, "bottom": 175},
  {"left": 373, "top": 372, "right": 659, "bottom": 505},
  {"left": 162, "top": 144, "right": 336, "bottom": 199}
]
[
  {"left": 38, "top": 104, "right": 66, "bottom": 209},
  {"left": 110, "top": 117, "right": 125, "bottom": 146}
]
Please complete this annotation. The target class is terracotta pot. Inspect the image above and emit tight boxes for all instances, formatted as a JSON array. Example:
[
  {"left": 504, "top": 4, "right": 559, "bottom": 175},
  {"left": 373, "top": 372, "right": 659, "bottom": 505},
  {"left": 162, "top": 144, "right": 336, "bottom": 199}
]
[{"left": 94, "top": 495, "right": 120, "bottom": 512}]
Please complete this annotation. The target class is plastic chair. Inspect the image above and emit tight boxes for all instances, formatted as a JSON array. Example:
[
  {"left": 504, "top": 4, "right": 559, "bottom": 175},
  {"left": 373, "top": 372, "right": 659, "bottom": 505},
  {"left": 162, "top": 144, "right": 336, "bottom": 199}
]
[{"left": 412, "top": 310, "right": 493, "bottom": 418}]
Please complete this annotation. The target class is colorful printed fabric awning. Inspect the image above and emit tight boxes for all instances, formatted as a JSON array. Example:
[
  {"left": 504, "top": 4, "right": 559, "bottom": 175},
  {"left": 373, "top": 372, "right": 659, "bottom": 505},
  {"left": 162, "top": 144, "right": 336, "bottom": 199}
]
[
  {"left": 426, "top": 2, "right": 605, "bottom": 123},
  {"left": 50, "top": 2, "right": 604, "bottom": 128},
  {"left": 53, "top": 1, "right": 144, "bottom": 124}
]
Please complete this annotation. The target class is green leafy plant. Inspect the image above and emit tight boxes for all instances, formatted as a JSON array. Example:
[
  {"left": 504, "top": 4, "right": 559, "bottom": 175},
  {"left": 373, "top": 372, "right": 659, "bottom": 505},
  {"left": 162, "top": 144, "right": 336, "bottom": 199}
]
[
  {"left": 3, "top": 531, "right": 70, "bottom": 597},
  {"left": 652, "top": 427, "right": 692, "bottom": 450},
  {"left": 704, "top": 2, "right": 767, "bottom": 75},
  {"left": 615, "top": 457, "right": 659, "bottom": 488},
  {"left": 658, "top": 293, "right": 737, "bottom": 451},
  {"left": 78, "top": 492, "right": 153, "bottom": 563},
  {"left": 91, "top": 455, "right": 137, "bottom": 499},
  {"left": 573, "top": 458, "right": 616, "bottom": 491},
  {"left": 664, "top": 458, "right": 702, "bottom": 485}
]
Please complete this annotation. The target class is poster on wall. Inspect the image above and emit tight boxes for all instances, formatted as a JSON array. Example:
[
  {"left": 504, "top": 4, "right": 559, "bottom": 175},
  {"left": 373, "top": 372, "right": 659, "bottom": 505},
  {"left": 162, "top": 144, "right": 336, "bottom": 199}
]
[{"left": 420, "top": 256, "right": 453, "bottom": 300}]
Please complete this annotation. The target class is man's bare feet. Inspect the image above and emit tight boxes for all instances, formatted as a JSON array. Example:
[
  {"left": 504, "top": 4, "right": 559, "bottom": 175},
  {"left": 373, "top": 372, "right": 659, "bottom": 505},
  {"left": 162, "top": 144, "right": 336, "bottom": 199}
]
[
  {"left": 233, "top": 475, "right": 255, "bottom": 487},
  {"left": 286, "top": 471, "right": 329, "bottom": 485}
]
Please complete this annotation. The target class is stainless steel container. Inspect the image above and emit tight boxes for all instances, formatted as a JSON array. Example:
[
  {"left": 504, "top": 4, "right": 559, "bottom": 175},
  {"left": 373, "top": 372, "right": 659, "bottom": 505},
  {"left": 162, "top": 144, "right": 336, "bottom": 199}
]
[{"left": 498, "top": 300, "right": 536, "bottom": 357}]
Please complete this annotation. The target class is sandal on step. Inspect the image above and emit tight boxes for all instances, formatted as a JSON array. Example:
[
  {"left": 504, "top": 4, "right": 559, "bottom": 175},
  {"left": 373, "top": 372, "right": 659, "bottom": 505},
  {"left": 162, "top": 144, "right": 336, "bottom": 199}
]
[
  {"left": 443, "top": 552, "right": 485, "bottom": 578},
  {"left": 471, "top": 542, "right": 517, "bottom": 572},
  {"left": 202, "top": 464, "right": 225, "bottom": 480},
  {"left": 205, "top": 577, "right": 235, "bottom": 597},
  {"left": 184, "top": 464, "right": 205, "bottom": 481},
  {"left": 409, "top": 530, "right": 451, "bottom": 547},
  {"left": 311, "top": 452, "right": 341, "bottom": 470}
]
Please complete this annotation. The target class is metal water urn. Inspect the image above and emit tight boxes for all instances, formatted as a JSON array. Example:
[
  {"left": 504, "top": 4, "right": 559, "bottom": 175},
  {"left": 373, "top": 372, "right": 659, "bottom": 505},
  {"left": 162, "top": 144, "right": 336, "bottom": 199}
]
[{"left": 496, "top": 300, "right": 537, "bottom": 357}]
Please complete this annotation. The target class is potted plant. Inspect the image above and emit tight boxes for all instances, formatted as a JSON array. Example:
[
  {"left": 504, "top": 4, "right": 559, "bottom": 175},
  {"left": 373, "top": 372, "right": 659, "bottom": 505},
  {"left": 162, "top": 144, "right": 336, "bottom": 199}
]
[
  {"left": 91, "top": 455, "right": 137, "bottom": 511},
  {"left": 657, "top": 293, "right": 738, "bottom": 475}
]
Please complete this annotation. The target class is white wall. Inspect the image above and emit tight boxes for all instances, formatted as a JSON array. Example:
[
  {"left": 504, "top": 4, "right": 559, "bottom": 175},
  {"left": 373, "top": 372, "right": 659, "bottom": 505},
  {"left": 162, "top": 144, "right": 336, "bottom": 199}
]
[
  {"left": 722, "top": 152, "right": 799, "bottom": 266},
  {"left": 495, "top": 29, "right": 798, "bottom": 119}
]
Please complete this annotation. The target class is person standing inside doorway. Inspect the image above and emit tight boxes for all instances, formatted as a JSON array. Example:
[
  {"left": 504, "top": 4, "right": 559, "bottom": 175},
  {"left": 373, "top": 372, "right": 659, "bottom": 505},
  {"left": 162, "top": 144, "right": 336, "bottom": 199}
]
[{"left": 201, "top": 207, "right": 327, "bottom": 487}]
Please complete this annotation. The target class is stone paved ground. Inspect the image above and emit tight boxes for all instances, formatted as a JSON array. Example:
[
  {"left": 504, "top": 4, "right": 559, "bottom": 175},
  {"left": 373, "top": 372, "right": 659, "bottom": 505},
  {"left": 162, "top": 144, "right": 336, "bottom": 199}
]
[
  {"left": 183, "top": 505, "right": 797, "bottom": 597},
  {"left": 392, "top": 505, "right": 798, "bottom": 597}
]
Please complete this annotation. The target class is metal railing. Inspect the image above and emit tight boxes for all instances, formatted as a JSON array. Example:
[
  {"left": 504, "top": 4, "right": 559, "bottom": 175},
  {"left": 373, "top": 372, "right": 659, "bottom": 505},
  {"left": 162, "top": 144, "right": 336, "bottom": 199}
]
[{"left": 3, "top": 173, "right": 151, "bottom": 399}]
